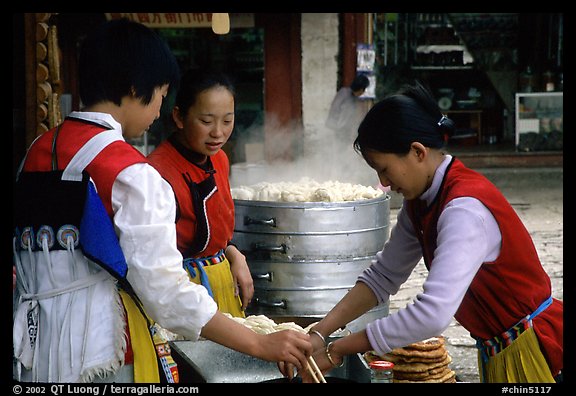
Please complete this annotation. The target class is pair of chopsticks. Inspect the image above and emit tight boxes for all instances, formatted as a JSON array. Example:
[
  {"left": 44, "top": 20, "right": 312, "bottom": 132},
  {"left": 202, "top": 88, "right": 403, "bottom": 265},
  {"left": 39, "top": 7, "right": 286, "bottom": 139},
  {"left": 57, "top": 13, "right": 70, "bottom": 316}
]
[{"left": 306, "top": 356, "right": 327, "bottom": 383}]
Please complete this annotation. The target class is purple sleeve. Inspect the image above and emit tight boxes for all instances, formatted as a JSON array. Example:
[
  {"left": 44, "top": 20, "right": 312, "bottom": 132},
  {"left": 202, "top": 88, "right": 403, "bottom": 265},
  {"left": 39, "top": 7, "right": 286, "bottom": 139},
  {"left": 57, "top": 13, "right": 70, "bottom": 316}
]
[
  {"left": 362, "top": 198, "right": 498, "bottom": 355},
  {"left": 358, "top": 206, "right": 423, "bottom": 302}
]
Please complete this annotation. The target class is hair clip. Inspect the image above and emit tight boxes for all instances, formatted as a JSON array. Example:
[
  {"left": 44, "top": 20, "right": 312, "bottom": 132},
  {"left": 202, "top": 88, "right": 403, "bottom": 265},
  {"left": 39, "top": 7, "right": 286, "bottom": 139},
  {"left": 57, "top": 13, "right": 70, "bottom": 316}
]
[{"left": 437, "top": 115, "right": 448, "bottom": 126}]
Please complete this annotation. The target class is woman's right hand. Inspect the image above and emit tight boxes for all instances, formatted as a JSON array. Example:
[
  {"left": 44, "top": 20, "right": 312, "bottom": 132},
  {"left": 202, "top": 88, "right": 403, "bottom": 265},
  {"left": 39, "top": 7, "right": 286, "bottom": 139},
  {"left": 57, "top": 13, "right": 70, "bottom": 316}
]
[
  {"left": 260, "top": 330, "right": 312, "bottom": 378},
  {"left": 202, "top": 311, "right": 312, "bottom": 370},
  {"left": 308, "top": 329, "right": 327, "bottom": 353},
  {"left": 278, "top": 332, "right": 326, "bottom": 379}
]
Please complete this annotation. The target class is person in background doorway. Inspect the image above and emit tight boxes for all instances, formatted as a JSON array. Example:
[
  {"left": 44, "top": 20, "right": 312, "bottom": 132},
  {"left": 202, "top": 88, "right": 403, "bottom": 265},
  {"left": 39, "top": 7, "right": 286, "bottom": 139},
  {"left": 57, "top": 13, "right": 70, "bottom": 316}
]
[
  {"left": 289, "top": 81, "right": 563, "bottom": 383},
  {"left": 148, "top": 68, "right": 252, "bottom": 318},
  {"left": 325, "top": 73, "right": 370, "bottom": 143},
  {"left": 13, "top": 18, "right": 312, "bottom": 384}
]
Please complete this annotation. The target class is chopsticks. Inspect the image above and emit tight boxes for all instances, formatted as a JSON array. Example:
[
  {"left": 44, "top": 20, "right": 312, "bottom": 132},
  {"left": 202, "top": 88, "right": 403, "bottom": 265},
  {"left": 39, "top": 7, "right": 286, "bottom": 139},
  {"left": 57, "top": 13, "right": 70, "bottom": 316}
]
[{"left": 306, "top": 356, "right": 327, "bottom": 383}]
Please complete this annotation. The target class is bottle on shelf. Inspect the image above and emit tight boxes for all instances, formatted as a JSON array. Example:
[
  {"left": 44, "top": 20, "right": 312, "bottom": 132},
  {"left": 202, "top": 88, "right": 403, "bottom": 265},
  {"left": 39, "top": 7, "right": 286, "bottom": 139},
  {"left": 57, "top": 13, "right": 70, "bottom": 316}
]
[
  {"left": 518, "top": 66, "right": 536, "bottom": 93},
  {"left": 369, "top": 360, "right": 395, "bottom": 383}
]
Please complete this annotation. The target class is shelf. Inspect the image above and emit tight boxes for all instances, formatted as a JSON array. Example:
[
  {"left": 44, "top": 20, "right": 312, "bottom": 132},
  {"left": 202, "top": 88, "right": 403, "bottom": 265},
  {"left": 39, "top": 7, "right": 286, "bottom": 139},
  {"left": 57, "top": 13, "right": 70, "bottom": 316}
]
[
  {"left": 446, "top": 110, "right": 483, "bottom": 145},
  {"left": 447, "top": 109, "right": 482, "bottom": 114},
  {"left": 417, "top": 23, "right": 454, "bottom": 28},
  {"left": 515, "top": 92, "right": 563, "bottom": 152},
  {"left": 412, "top": 14, "right": 475, "bottom": 67},
  {"left": 416, "top": 45, "right": 466, "bottom": 53},
  {"left": 411, "top": 65, "right": 474, "bottom": 70}
]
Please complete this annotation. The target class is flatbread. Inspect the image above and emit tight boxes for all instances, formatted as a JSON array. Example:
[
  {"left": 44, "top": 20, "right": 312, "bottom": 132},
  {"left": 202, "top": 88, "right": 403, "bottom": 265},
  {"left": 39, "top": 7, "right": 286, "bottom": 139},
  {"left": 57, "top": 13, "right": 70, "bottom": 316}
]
[
  {"left": 394, "top": 369, "right": 456, "bottom": 383},
  {"left": 393, "top": 365, "right": 451, "bottom": 380},
  {"left": 392, "top": 354, "right": 452, "bottom": 373},
  {"left": 388, "top": 345, "right": 447, "bottom": 359},
  {"left": 381, "top": 350, "right": 448, "bottom": 364},
  {"left": 364, "top": 335, "right": 457, "bottom": 382},
  {"left": 404, "top": 336, "right": 445, "bottom": 351}
]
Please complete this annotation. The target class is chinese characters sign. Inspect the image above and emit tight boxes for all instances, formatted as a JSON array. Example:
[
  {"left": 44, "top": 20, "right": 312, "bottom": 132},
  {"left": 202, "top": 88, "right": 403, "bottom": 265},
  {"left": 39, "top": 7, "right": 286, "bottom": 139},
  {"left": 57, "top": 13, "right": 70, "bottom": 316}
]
[{"left": 105, "top": 13, "right": 254, "bottom": 28}]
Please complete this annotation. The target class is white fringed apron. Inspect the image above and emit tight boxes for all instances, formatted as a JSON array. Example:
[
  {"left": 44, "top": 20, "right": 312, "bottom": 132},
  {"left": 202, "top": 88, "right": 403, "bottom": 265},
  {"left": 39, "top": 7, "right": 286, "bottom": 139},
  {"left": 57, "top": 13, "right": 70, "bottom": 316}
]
[{"left": 13, "top": 131, "right": 127, "bottom": 382}]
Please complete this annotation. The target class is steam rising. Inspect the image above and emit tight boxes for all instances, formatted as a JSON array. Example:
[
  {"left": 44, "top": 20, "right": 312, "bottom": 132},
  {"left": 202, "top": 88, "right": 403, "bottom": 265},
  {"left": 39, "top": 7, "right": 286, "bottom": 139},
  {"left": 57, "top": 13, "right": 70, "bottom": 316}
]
[{"left": 230, "top": 112, "right": 379, "bottom": 189}]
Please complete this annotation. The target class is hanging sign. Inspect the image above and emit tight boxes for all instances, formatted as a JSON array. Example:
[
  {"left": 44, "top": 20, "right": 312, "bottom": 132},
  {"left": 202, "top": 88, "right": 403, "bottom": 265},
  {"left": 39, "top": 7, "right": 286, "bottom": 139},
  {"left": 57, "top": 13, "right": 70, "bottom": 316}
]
[
  {"left": 105, "top": 13, "right": 254, "bottom": 28},
  {"left": 356, "top": 43, "right": 376, "bottom": 72}
]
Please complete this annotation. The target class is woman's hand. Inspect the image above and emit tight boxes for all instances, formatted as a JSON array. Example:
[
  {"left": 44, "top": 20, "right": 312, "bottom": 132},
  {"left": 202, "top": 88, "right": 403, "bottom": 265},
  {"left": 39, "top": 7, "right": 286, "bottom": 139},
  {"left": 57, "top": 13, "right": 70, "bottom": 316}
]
[
  {"left": 278, "top": 328, "right": 329, "bottom": 380},
  {"left": 299, "top": 349, "right": 333, "bottom": 383},
  {"left": 226, "top": 245, "right": 254, "bottom": 310},
  {"left": 202, "top": 312, "right": 312, "bottom": 373},
  {"left": 261, "top": 330, "right": 313, "bottom": 372},
  {"left": 300, "top": 341, "right": 344, "bottom": 383}
]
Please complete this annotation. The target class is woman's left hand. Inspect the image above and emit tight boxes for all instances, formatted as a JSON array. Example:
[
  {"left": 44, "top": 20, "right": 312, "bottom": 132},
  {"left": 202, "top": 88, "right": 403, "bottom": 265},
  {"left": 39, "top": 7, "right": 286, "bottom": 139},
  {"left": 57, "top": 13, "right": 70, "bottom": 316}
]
[{"left": 226, "top": 245, "right": 254, "bottom": 310}]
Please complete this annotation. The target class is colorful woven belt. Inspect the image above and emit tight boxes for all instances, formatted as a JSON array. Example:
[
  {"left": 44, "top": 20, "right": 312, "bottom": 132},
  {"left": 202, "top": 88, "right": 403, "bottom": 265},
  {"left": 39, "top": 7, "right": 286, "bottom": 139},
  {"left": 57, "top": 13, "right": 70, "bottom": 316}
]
[
  {"left": 475, "top": 296, "right": 553, "bottom": 362},
  {"left": 182, "top": 249, "right": 226, "bottom": 299}
]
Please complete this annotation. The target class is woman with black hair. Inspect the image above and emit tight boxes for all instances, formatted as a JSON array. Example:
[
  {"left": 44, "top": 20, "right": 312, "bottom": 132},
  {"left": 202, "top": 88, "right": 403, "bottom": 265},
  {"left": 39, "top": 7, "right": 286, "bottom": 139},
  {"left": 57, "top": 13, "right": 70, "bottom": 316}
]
[
  {"left": 13, "top": 19, "right": 312, "bottom": 384},
  {"left": 295, "top": 82, "right": 563, "bottom": 383},
  {"left": 148, "top": 68, "right": 252, "bottom": 318}
]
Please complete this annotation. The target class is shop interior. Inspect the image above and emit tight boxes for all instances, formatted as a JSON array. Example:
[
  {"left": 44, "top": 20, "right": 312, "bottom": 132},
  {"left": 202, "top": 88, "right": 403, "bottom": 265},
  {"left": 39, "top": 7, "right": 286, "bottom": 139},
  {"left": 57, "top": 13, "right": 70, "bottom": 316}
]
[
  {"left": 370, "top": 13, "right": 563, "bottom": 153},
  {"left": 13, "top": 13, "right": 563, "bottom": 175}
]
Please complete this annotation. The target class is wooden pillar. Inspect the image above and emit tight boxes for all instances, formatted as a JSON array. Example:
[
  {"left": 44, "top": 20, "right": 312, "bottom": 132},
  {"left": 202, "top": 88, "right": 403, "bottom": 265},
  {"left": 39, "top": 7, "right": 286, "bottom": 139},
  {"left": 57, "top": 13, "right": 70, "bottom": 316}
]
[
  {"left": 341, "top": 13, "right": 368, "bottom": 88},
  {"left": 258, "top": 13, "right": 303, "bottom": 162},
  {"left": 23, "top": 13, "right": 63, "bottom": 148},
  {"left": 23, "top": 13, "right": 38, "bottom": 149}
]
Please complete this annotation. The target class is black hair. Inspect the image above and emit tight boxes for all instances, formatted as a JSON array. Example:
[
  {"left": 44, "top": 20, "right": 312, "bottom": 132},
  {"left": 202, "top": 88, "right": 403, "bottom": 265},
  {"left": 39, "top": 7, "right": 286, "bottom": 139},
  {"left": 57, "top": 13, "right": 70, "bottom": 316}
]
[
  {"left": 354, "top": 81, "right": 455, "bottom": 156},
  {"left": 351, "top": 74, "right": 370, "bottom": 92},
  {"left": 78, "top": 18, "right": 180, "bottom": 107},
  {"left": 174, "top": 68, "right": 236, "bottom": 117}
]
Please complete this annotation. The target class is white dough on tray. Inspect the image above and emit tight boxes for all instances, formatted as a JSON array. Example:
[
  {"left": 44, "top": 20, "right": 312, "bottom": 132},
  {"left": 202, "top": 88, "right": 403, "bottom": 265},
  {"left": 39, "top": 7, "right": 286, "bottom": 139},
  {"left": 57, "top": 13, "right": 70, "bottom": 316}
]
[{"left": 231, "top": 177, "right": 384, "bottom": 202}]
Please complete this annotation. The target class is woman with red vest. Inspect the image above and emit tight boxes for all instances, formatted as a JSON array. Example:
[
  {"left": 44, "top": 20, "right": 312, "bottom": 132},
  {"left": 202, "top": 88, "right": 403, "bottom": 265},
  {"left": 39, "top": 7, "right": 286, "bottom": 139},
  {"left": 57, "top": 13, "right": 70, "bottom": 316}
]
[
  {"left": 148, "top": 68, "right": 252, "bottom": 319},
  {"left": 295, "top": 82, "right": 562, "bottom": 383},
  {"left": 13, "top": 18, "right": 311, "bottom": 384}
]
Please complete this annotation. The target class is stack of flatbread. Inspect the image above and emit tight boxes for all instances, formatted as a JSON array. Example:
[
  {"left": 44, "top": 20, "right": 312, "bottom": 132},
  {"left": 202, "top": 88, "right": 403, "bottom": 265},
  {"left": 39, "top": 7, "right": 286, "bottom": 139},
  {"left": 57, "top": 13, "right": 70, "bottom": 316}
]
[{"left": 365, "top": 336, "right": 457, "bottom": 383}]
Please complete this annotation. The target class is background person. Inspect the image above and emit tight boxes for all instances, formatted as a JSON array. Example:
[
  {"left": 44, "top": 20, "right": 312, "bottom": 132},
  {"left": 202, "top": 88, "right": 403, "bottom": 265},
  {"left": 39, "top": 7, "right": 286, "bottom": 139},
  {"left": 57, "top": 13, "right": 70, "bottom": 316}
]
[{"left": 325, "top": 73, "right": 370, "bottom": 144}]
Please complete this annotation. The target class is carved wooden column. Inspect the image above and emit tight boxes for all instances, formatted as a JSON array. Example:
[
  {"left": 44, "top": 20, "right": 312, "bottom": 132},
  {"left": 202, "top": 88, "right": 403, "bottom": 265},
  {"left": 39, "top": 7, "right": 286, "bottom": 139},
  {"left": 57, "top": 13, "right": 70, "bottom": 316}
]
[{"left": 24, "top": 13, "right": 62, "bottom": 148}]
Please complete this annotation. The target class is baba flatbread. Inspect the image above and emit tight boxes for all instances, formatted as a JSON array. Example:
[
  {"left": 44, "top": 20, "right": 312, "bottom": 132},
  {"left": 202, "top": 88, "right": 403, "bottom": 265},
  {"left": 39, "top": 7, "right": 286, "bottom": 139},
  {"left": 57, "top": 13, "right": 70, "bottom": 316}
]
[
  {"left": 391, "top": 354, "right": 452, "bottom": 373},
  {"left": 404, "top": 336, "right": 445, "bottom": 351},
  {"left": 388, "top": 345, "right": 447, "bottom": 359},
  {"left": 394, "top": 369, "right": 456, "bottom": 383},
  {"left": 381, "top": 350, "right": 448, "bottom": 363},
  {"left": 393, "top": 365, "right": 452, "bottom": 380}
]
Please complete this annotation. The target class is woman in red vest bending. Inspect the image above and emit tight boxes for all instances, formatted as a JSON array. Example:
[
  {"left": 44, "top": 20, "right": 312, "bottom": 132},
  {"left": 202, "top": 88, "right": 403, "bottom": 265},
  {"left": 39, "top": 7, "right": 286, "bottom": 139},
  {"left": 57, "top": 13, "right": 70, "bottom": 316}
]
[{"left": 299, "top": 82, "right": 562, "bottom": 383}]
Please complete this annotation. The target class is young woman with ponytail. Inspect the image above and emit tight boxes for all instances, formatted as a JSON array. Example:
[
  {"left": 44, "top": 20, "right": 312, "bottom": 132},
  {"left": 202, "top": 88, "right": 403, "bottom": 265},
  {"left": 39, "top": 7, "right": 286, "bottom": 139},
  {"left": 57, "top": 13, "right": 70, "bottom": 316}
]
[{"left": 290, "top": 82, "right": 563, "bottom": 383}]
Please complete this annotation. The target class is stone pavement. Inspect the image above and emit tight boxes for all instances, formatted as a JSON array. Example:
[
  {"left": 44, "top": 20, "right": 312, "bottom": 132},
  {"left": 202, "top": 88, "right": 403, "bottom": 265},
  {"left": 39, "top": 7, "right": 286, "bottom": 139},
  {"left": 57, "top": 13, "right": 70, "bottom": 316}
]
[{"left": 385, "top": 167, "right": 563, "bottom": 383}]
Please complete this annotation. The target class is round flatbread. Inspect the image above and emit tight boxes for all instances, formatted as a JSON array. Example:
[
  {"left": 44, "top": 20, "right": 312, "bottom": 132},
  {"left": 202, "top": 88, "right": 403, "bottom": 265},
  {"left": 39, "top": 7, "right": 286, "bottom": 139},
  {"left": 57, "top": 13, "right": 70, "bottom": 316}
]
[
  {"left": 381, "top": 350, "right": 448, "bottom": 364},
  {"left": 394, "top": 369, "right": 456, "bottom": 383},
  {"left": 405, "top": 336, "right": 445, "bottom": 351},
  {"left": 393, "top": 365, "right": 452, "bottom": 381},
  {"left": 388, "top": 345, "right": 447, "bottom": 359},
  {"left": 392, "top": 354, "right": 452, "bottom": 373}
]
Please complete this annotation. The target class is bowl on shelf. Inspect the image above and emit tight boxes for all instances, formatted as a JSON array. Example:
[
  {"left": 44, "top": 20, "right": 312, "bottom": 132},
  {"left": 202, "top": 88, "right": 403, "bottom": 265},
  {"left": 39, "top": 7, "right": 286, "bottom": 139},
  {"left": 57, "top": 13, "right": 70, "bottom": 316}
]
[{"left": 456, "top": 99, "right": 478, "bottom": 109}]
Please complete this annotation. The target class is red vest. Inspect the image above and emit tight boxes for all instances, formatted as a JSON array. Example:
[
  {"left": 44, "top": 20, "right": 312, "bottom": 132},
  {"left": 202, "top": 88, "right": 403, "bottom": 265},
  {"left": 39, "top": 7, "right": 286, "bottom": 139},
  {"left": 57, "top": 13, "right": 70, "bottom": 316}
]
[
  {"left": 406, "top": 158, "right": 563, "bottom": 376},
  {"left": 23, "top": 117, "right": 146, "bottom": 217},
  {"left": 147, "top": 139, "right": 234, "bottom": 258},
  {"left": 22, "top": 118, "right": 147, "bottom": 366}
]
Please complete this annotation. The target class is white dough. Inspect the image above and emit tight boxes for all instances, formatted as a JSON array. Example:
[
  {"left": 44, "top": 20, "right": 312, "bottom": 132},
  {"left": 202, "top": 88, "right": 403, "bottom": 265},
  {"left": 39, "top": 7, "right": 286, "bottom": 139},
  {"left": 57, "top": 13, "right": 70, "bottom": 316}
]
[{"left": 231, "top": 178, "right": 384, "bottom": 203}]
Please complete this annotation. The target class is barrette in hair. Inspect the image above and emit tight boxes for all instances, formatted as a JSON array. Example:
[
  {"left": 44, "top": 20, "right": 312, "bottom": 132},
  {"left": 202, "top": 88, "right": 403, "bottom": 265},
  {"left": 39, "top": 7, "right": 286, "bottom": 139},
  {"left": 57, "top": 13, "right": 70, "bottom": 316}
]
[{"left": 438, "top": 115, "right": 448, "bottom": 126}]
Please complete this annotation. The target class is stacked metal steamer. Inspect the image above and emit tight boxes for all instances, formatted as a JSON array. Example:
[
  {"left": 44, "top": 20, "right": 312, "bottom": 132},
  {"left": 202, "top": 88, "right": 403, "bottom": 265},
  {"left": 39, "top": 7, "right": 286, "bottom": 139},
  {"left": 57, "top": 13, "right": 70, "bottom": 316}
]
[{"left": 231, "top": 179, "right": 391, "bottom": 331}]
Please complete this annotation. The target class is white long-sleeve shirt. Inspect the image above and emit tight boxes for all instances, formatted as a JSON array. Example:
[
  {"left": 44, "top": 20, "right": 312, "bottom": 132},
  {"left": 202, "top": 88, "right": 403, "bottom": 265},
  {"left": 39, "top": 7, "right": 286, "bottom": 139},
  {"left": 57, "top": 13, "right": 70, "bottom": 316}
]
[
  {"left": 75, "top": 112, "right": 218, "bottom": 341},
  {"left": 359, "top": 155, "right": 502, "bottom": 355}
]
